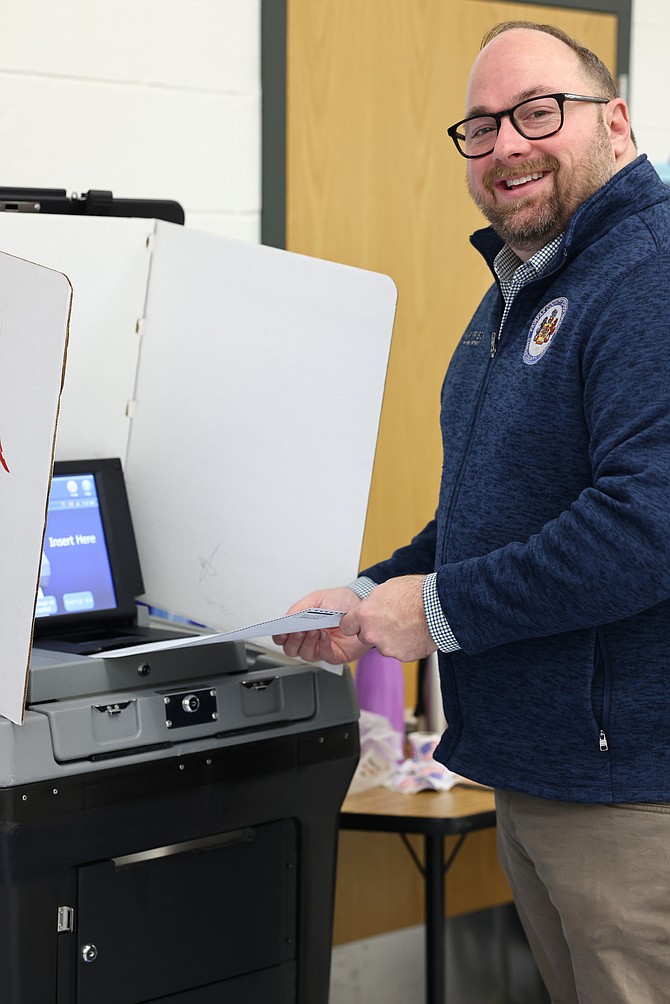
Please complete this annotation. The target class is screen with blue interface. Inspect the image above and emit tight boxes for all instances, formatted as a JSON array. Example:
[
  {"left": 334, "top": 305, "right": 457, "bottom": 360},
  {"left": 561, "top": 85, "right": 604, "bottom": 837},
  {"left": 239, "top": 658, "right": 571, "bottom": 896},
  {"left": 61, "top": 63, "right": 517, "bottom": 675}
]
[{"left": 36, "top": 472, "right": 117, "bottom": 618}]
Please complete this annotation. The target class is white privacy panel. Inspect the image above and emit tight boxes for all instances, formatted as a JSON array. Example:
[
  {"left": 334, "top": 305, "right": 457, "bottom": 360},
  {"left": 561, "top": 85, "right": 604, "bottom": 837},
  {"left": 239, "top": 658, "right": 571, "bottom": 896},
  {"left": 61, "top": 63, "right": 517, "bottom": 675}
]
[
  {"left": 0, "top": 251, "right": 71, "bottom": 723},
  {"left": 125, "top": 223, "right": 396, "bottom": 632}
]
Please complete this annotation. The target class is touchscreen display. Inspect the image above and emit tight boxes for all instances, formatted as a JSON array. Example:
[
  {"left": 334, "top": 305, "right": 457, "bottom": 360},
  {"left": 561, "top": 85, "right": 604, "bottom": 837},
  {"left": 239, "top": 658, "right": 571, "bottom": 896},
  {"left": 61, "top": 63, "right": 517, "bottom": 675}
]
[{"left": 36, "top": 472, "right": 117, "bottom": 618}]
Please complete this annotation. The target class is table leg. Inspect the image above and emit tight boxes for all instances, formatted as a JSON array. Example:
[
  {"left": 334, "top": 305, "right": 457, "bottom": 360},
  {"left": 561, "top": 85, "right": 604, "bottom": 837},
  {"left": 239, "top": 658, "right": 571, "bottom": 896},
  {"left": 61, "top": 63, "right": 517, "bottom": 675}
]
[
  {"left": 424, "top": 833, "right": 446, "bottom": 1004},
  {"left": 398, "top": 830, "right": 469, "bottom": 1004}
]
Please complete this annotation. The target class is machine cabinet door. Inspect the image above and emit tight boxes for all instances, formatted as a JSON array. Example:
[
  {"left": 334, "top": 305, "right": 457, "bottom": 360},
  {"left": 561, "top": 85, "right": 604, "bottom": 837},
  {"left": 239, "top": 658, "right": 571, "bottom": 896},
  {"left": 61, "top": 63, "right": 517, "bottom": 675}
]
[{"left": 74, "top": 820, "right": 297, "bottom": 1004}]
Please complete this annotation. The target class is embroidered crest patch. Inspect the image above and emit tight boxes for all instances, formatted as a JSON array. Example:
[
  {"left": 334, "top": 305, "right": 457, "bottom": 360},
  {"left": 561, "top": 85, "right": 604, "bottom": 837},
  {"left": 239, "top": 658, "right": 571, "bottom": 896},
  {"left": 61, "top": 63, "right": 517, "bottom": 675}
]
[{"left": 523, "top": 297, "right": 568, "bottom": 365}]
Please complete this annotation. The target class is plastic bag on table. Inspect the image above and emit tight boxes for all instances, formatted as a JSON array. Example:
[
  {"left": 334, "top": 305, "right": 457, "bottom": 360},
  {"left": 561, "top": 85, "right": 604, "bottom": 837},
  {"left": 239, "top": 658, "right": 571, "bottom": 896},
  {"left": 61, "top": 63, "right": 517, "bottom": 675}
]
[{"left": 347, "top": 709, "right": 403, "bottom": 794}]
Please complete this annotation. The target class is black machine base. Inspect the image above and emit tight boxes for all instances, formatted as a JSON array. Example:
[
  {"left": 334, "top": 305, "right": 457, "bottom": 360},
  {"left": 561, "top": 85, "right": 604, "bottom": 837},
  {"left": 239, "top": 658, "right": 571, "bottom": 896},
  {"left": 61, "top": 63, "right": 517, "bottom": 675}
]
[{"left": 0, "top": 723, "right": 358, "bottom": 1003}]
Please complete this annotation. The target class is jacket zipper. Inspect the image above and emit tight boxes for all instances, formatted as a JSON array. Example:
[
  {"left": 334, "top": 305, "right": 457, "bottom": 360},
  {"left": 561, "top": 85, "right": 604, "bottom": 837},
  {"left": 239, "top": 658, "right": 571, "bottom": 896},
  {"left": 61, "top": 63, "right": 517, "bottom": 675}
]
[
  {"left": 442, "top": 262, "right": 564, "bottom": 559},
  {"left": 442, "top": 293, "right": 517, "bottom": 562},
  {"left": 595, "top": 626, "right": 612, "bottom": 752},
  {"left": 490, "top": 312, "right": 506, "bottom": 357}
]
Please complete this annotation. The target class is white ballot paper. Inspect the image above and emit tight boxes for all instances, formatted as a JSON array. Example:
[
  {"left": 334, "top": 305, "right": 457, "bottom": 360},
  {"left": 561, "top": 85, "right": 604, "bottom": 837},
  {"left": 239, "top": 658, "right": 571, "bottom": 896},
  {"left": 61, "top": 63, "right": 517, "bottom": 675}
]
[
  {"left": 209, "top": 608, "right": 345, "bottom": 642},
  {"left": 100, "top": 608, "right": 345, "bottom": 659}
]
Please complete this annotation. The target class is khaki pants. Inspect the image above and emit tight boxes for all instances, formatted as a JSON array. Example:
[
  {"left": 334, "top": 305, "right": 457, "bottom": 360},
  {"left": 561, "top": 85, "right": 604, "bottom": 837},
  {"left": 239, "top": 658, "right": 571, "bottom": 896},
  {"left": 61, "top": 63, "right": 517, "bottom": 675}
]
[{"left": 495, "top": 790, "right": 670, "bottom": 1004}]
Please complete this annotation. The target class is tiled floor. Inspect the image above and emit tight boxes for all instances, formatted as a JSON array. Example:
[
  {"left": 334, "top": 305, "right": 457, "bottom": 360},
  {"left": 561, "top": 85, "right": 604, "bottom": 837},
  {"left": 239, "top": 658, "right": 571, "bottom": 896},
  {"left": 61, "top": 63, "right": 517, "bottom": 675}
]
[{"left": 330, "top": 903, "right": 550, "bottom": 1004}]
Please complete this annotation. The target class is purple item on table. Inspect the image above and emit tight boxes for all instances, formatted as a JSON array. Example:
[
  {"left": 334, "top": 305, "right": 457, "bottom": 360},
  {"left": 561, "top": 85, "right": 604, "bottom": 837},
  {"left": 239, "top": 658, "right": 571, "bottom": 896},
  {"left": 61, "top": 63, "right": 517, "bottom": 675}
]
[{"left": 355, "top": 648, "right": 405, "bottom": 743}]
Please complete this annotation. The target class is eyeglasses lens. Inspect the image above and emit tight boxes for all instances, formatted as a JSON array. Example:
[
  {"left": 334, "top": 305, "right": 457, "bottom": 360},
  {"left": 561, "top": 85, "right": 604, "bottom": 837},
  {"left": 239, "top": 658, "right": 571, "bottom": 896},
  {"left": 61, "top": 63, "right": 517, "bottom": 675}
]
[{"left": 460, "top": 96, "right": 562, "bottom": 156}]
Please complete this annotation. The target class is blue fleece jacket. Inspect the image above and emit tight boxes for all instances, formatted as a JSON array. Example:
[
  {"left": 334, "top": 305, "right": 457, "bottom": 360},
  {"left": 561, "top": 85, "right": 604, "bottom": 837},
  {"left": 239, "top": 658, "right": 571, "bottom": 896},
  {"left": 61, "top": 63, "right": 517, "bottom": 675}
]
[{"left": 361, "top": 156, "right": 670, "bottom": 802}]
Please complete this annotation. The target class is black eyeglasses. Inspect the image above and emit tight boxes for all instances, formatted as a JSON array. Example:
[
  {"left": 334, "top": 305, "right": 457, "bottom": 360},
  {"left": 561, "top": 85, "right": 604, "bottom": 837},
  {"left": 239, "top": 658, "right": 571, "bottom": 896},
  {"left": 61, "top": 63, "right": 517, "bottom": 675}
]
[{"left": 447, "top": 92, "right": 610, "bottom": 159}]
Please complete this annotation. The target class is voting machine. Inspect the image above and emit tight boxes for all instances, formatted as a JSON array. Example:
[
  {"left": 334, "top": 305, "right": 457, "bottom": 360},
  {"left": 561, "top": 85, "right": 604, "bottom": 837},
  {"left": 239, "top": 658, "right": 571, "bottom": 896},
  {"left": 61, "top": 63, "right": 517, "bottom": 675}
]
[{"left": 0, "top": 205, "right": 396, "bottom": 1003}]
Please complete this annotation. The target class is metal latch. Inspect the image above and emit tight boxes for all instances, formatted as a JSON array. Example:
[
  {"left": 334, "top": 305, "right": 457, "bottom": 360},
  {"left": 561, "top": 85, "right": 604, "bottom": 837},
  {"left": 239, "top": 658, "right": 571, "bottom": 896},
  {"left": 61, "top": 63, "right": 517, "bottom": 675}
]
[
  {"left": 93, "top": 700, "right": 133, "bottom": 716},
  {"left": 58, "top": 905, "right": 75, "bottom": 933},
  {"left": 242, "top": 677, "right": 276, "bottom": 691}
]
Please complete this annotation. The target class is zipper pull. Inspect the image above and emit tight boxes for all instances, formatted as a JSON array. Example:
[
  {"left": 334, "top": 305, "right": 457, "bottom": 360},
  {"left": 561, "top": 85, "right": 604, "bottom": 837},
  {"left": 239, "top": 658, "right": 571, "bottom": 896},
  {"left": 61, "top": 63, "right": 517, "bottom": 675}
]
[
  {"left": 490, "top": 331, "right": 498, "bottom": 358},
  {"left": 599, "top": 729, "right": 609, "bottom": 752}
]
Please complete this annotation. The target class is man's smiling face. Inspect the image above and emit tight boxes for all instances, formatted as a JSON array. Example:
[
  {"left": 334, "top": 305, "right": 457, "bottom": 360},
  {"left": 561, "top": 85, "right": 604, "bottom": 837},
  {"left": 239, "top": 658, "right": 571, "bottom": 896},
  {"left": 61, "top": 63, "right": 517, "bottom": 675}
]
[{"left": 464, "top": 29, "right": 617, "bottom": 259}]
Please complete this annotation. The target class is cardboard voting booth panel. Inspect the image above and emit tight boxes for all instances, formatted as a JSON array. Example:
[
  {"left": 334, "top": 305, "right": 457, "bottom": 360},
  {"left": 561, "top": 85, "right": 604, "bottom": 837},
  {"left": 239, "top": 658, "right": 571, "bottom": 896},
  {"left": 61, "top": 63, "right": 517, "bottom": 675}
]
[
  {"left": 0, "top": 251, "right": 71, "bottom": 724},
  {"left": 0, "top": 215, "right": 396, "bottom": 719}
]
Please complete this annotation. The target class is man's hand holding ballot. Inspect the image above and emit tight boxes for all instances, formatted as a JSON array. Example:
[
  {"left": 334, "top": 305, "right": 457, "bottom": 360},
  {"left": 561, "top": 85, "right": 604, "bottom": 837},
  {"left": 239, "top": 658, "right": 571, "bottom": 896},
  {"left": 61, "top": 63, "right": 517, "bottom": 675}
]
[{"left": 273, "top": 575, "right": 437, "bottom": 664}]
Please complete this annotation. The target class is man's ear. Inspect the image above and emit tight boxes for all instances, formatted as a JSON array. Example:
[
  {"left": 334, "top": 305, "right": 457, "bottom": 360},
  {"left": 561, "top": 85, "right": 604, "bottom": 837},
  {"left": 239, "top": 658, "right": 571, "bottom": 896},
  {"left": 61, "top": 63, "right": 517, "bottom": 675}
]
[{"left": 606, "top": 98, "right": 633, "bottom": 158}]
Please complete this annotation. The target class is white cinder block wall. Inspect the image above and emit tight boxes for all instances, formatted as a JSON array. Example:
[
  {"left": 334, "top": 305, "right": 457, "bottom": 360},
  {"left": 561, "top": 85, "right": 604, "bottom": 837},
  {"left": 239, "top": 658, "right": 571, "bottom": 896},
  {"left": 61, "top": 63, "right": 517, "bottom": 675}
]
[
  {"left": 0, "top": 0, "right": 261, "bottom": 241},
  {"left": 0, "top": 1, "right": 667, "bottom": 244},
  {"left": 630, "top": 0, "right": 670, "bottom": 170}
]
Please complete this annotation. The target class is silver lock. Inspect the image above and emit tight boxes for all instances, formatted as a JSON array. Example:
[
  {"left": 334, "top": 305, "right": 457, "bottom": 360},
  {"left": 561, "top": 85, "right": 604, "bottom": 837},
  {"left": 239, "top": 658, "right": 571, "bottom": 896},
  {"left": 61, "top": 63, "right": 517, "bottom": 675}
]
[
  {"left": 81, "top": 944, "right": 98, "bottom": 963},
  {"left": 164, "top": 687, "right": 216, "bottom": 729},
  {"left": 182, "top": 693, "right": 200, "bottom": 713}
]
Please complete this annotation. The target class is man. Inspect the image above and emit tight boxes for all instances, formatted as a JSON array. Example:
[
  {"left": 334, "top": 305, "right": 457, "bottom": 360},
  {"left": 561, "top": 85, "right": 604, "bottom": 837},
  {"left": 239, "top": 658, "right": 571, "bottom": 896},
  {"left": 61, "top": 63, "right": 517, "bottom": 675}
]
[{"left": 274, "top": 22, "right": 670, "bottom": 1002}]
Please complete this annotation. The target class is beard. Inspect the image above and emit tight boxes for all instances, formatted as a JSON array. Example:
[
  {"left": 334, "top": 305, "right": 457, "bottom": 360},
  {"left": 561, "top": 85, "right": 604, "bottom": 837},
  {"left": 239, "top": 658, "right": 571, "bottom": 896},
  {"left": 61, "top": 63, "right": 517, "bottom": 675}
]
[{"left": 467, "top": 117, "right": 615, "bottom": 255}]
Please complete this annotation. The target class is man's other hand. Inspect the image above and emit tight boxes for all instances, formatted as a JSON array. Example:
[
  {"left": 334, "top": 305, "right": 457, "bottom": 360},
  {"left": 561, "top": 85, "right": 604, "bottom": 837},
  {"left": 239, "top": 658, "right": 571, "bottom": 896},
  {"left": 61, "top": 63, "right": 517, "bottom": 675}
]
[{"left": 340, "top": 575, "right": 436, "bottom": 662}]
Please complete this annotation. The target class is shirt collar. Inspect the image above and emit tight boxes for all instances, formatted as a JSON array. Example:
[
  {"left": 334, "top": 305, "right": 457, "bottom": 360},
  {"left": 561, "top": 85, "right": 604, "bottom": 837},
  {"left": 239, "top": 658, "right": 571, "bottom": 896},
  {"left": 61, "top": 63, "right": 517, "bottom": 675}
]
[
  {"left": 492, "top": 234, "right": 566, "bottom": 305},
  {"left": 494, "top": 235, "right": 564, "bottom": 289}
]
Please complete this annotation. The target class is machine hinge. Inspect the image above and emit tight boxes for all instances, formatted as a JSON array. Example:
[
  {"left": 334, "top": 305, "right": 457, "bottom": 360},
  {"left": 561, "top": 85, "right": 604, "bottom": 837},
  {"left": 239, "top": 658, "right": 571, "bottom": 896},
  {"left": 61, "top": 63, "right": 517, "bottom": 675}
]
[{"left": 57, "top": 905, "right": 75, "bottom": 933}]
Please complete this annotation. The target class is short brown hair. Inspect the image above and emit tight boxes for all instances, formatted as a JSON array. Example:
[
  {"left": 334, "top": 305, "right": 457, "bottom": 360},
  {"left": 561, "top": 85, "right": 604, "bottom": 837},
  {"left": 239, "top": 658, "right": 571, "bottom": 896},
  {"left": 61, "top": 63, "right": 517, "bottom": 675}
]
[{"left": 481, "top": 21, "right": 620, "bottom": 99}]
